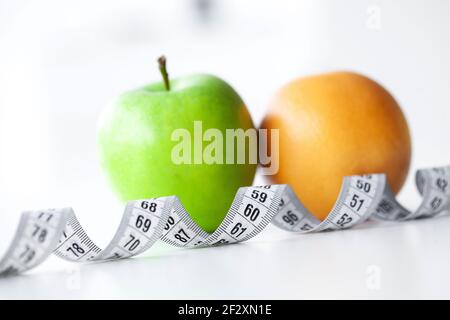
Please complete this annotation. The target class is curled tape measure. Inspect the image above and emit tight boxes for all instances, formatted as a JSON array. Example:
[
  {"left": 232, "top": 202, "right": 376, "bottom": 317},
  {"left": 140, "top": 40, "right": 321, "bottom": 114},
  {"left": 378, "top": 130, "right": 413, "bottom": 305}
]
[{"left": 1, "top": 166, "right": 449, "bottom": 276}]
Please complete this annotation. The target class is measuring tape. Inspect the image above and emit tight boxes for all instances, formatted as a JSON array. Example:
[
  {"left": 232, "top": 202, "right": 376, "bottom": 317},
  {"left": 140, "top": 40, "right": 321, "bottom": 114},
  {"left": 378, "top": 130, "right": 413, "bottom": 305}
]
[{"left": 1, "top": 166, "right": 449, "bottom": 276}]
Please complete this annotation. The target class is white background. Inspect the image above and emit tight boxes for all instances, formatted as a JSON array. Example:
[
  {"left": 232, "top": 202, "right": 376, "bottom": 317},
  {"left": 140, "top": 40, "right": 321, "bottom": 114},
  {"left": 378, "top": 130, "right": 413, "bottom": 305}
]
[{"left": 1, "top": 0, "right": 450, "bottom": 299}]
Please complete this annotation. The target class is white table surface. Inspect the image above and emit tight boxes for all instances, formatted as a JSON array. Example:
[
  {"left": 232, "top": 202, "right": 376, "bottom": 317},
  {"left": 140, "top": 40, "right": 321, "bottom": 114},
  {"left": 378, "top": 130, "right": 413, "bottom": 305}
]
[{"left": 1, "top": 213, "right": 450, "bottom": 300}]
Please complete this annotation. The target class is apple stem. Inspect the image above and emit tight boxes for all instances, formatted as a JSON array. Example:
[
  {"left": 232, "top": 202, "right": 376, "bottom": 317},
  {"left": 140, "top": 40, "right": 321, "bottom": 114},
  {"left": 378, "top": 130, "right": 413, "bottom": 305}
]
[{"left": 158, "top": 55, "right": 170, "bottom": 91}]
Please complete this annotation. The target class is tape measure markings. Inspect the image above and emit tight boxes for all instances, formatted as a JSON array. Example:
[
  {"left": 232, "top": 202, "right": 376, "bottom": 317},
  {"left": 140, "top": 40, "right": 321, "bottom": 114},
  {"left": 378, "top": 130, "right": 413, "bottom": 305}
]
[{"left": 1, "top": 166, "right": 450, "bottom": 276}]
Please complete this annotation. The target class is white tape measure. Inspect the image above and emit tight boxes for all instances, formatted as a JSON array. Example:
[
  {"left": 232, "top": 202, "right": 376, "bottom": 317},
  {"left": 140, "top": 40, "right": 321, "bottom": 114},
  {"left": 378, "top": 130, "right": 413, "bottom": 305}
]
[{"left": 1, "top": 166, "right": 449, "bottom": 276}]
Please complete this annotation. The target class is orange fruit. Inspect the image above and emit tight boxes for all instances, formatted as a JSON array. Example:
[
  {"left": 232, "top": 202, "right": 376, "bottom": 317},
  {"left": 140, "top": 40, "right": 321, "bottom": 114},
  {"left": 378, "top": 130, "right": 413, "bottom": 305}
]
[{"left": 261, "top": 71, "right": 411, "bottom": 221}]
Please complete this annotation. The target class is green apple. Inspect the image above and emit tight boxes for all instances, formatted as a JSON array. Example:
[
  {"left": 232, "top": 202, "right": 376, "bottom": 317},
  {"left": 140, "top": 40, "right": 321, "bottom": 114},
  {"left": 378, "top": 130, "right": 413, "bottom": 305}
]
[{"left": 97, "top": 57, "right": 256, "bottom": 233}]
